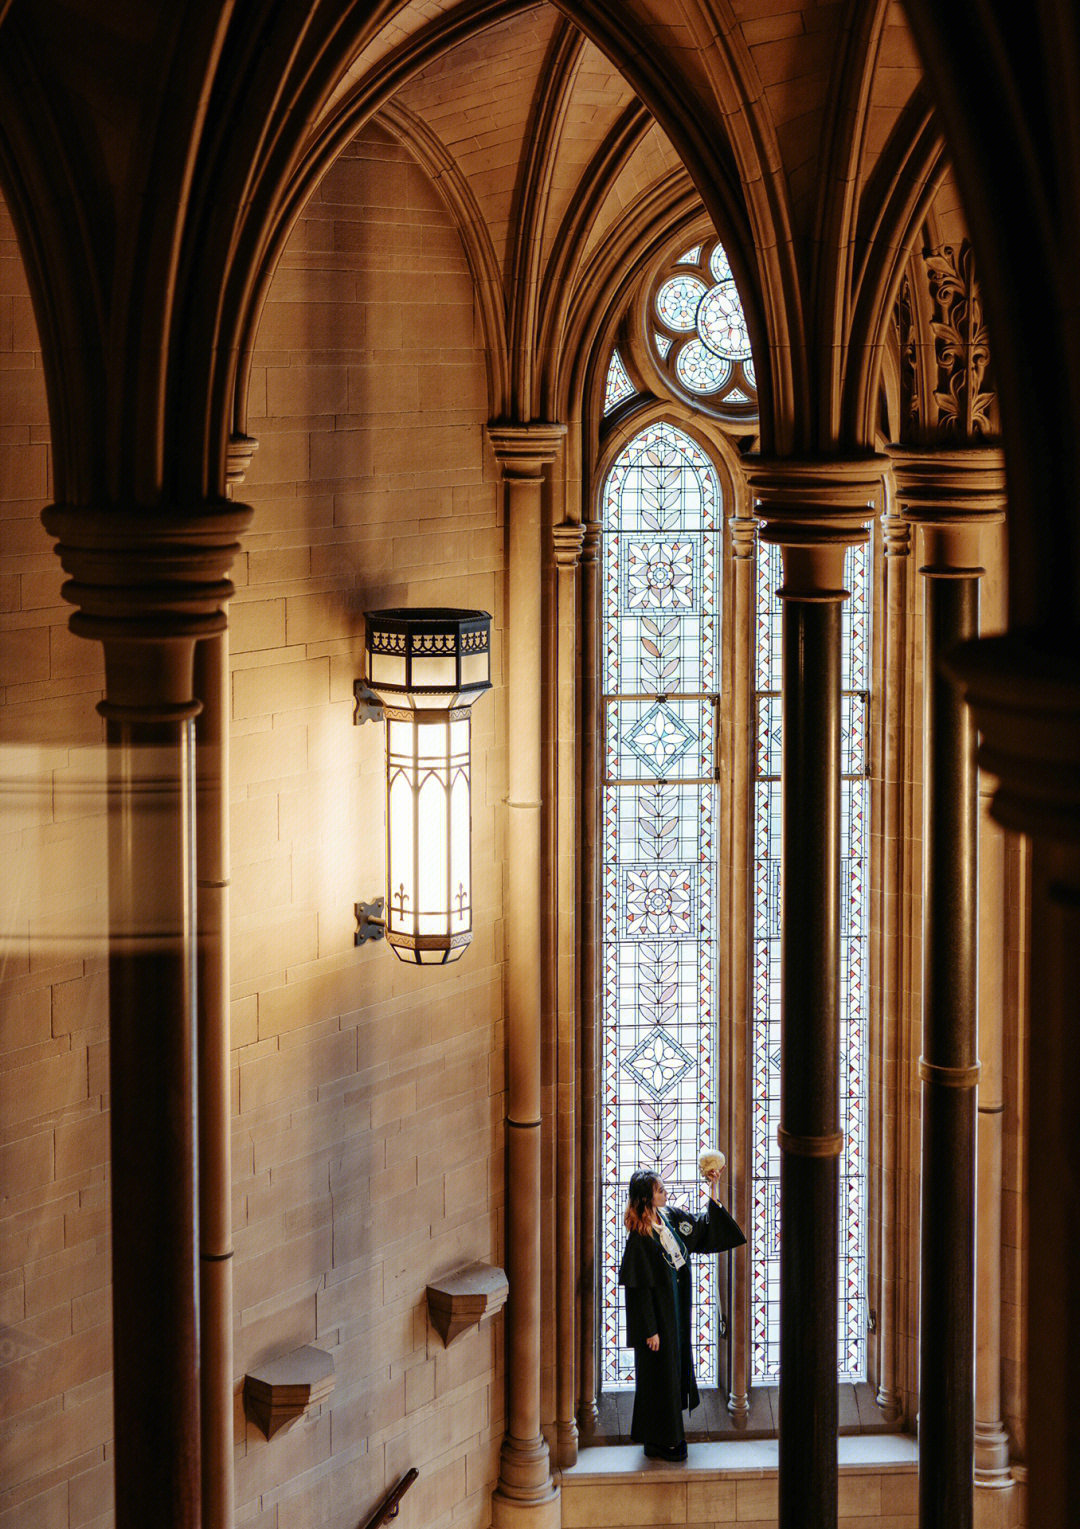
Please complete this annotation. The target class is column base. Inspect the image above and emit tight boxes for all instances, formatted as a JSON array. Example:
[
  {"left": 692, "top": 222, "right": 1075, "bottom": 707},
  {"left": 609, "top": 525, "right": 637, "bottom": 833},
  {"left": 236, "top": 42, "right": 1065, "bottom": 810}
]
[
  {"left": 973, "top": 1480, "right": 1019, "bottom": 1529},
  {"left": 496, "top": 1433, "right": 558, "bottom": 1501},
  {"left": 493, "top": 1436, "right": 560, "bottom": 1529},
  {"left": 727, "top": 1391, "right": 751, "bottom": 1421},
  {"left": 875, "top": 1386, "right": 904, "bottom": 1422},
  {"left": 974, "top": 1420, "right": 1012, "bottom": 1484},
  {"left": 555, "top": 1420, "right": 578, "bottom": 1468},
  {"left": 491, "top": 1489, "right": 562, "bottom": 1529},
  {"left": 576, "top": 1400, "right": 599, "bottom": 1441}
]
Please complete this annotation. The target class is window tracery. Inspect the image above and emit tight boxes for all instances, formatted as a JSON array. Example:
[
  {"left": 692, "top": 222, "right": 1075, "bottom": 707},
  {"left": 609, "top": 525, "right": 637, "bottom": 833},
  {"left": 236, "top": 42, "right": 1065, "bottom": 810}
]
[{"left": 593, "top": 231, "right": 870, "bottom": 1400}]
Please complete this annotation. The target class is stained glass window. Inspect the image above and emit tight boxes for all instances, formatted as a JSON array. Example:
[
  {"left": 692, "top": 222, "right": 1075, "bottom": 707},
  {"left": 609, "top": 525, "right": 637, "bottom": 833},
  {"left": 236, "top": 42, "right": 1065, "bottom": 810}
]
[
  {"left": 650, "top": 240, "right": 757, "bottom": 416},
  {"left": 750, "top": 540, "right": 870, "bottom": 1383},
  {"left": 604, "top": 348, "right": 637, "bottom": 414},
  {"left": 599, "top": 421, "right": 721, "bottom": 1389}
]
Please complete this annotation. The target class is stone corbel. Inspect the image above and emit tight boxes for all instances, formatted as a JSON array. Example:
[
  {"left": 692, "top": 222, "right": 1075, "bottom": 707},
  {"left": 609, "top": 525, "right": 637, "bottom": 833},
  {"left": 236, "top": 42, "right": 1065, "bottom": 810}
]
[
  {"left": 426, "top": 1263, "right": 509, "bottom": 1347},
  {"left": 242, "top": 1345, "right": 335, "bottom": 1440}
]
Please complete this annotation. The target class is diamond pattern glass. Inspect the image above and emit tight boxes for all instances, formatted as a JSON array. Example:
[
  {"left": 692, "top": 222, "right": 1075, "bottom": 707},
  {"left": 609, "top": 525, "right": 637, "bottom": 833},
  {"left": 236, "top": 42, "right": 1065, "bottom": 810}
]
[
  {"left": 749, "top": 538, "right": 870, "bottom": 1383},
  {"left": 600, "top": 422, "right": 722, "bottom": 1390}
]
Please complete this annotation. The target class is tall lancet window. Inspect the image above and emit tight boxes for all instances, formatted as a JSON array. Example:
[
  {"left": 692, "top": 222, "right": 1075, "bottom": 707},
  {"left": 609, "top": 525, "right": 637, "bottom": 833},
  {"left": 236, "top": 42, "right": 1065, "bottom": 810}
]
[
  {"left": 598, "top": 421, "right": 722, "bottom": 1389},
  {"left": 750, "top": 540, "right": 871, "bottom": 1382}
]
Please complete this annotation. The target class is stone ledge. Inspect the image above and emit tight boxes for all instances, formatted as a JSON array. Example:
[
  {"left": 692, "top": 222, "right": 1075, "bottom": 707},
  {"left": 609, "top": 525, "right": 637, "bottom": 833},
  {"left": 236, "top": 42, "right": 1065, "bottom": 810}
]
[{"left": 558, "top": 1433, "right": 918, "bottom": 1481}]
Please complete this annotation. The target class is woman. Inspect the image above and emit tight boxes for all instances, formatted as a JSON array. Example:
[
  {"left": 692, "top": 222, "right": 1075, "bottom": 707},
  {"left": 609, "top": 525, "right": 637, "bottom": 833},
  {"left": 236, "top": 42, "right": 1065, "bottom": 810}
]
[{"left": 618, "top": 1165, "right": 745, "bottom": 1461}]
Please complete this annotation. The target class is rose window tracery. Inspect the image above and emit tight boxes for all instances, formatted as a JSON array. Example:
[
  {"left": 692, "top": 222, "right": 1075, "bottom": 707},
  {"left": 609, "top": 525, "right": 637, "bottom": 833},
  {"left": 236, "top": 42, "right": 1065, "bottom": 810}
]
[{"left": 649, "top": 240, "right": 757, "bottom": 417}]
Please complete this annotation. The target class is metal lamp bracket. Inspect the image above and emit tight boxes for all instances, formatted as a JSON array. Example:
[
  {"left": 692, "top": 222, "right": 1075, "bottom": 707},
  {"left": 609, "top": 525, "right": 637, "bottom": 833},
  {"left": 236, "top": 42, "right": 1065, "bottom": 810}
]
[
  {"left": 353, "top": 680, "right": 384, "bottom": 725},
  {"left": 355, "top": 898, "right": 386, "bottom": 946}
]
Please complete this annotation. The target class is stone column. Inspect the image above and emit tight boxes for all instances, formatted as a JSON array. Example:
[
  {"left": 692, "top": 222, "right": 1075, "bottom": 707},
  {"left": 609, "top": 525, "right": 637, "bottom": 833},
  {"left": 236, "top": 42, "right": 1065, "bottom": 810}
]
[
  {"left": 552, "top": 519, "right": 585, "bottom": 1468},
  {"left": 575, "top": 521, "right": 601, "bottom": 1441},
  {"left": 41, "top": 498, "right": 251, "bottom": 1529},
  {"left": 891, "top": 446, "right": 1006, "bottom": 1529},
  {"left": 748, "top": 457, "right": 881, "bottom": 1529},
  {"left": 952, "top": 635, "right": 1080, "bottom": 1529},
  {"left": 727, "top": 513, "right": 756, "bottom": 1422},
  {"left": 190, "top": 432, "right": 256, "bottom": 1529},
  {"left": 973, "top": 518, "right": 1011, "bottom": 1497},
  {"left": 487, "top": 423, "right": 565, "bottom": 1529},
  {"left": 876, "top": 509, "right": 912, "bottom": 1421}
]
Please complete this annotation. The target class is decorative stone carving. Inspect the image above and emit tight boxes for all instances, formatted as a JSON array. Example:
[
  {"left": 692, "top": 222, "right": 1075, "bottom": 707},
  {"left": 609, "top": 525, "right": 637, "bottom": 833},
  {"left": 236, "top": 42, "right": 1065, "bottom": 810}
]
[
  {"left": 924, "top": 240, "right": 995, "bottom": 439},
  {"left": 426, "top": 1263, "right": 509, "bottom": 1346},
  {"left": 896, "top": 272, "right": 920, "bottom": 436},
  {"left": 243, "top": 1345, "right": 335, "bottom": 1440}
]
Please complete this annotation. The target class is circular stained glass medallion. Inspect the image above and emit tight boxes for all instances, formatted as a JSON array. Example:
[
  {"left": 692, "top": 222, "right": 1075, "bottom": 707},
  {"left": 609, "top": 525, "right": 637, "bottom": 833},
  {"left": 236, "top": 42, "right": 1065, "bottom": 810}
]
[
  {"left": 656, "top": 275, "right": 707, "bottom": 332},
  {"left": 675, "top": 339, "right": 731, "bottom": 394},
  {"left": 698, "top": 283, "right": 752, "bottom": 360}
]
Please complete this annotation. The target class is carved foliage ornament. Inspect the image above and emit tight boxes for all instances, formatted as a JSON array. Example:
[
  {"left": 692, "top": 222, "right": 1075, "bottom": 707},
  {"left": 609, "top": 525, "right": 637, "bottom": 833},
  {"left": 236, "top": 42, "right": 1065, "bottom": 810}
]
[
  {"left": 924, "top": 240, "right": 995, "bottom": 438},
  {"left": 896, "top": 273, "right": 920, "bottom": 435}
]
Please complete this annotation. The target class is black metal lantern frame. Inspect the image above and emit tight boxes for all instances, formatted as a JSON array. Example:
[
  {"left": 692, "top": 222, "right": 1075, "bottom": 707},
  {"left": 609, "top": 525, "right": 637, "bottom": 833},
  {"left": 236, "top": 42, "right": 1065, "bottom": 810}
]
[{"left": 354, "top": 609, "right": 492, "bottom": 965}]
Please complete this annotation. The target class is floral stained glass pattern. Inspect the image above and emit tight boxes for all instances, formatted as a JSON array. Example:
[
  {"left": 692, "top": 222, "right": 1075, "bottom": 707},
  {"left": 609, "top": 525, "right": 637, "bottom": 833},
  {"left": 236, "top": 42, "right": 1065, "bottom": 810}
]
[
  {"left": 600, "top": 422, "right": 722, "bottom": 1390},
  {"left": 650, "top": 239, "right": 757, "bottom": 413},
  {"left": 750, "top": 539, "right": 870, "bottom": 1383}
]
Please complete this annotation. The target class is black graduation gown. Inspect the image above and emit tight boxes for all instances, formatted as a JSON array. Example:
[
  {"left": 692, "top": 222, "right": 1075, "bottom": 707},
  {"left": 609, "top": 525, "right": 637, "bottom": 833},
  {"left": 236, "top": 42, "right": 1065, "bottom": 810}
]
[{"left": 618, "top": 1198, "right": 746, "bottom": 1447}]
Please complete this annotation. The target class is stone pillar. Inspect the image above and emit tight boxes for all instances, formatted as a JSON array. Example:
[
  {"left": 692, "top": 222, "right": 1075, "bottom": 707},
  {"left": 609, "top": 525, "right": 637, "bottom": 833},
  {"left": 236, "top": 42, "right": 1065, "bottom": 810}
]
[
  {"left": 951, "top": 635, "right": 1080, "bottom": 1529},
  {"left": 876, "top": 509, "right": 912, "bottom": 1421},
  {"left": 41, "top": 498, "right": 251, "bottom": 1529},
  {"left": 552, "top": 519, "right": 585, "bottom": 1468},
  {"left": 191, "top": 432, "right": 256, "bottom": 1529},
  {"left": 487, "top": 423, "right": 565, "bottom": 1529},
  {"left": 891, "top": 446, "right": 1006, "bottom": 1529},
  {"left": 973, "top": 517, "right": 1011, "bottom": 1498},
  {"left": 748, "top": 457, "right": 881, "bottom": 1529},
  {"left": 576, "top": 521, "right": 601, "bottom": 1442},
  {"left": 727, "top": 513, "right": 756, "bottom": 1422},
  {"left": 194, "top": 631, "right": 233, "bottom": 1529}
]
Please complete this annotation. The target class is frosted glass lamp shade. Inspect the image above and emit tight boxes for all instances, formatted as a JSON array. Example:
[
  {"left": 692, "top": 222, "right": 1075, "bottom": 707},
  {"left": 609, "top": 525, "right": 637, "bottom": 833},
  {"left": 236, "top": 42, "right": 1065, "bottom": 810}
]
[{"left": 363, "top": 609, "right": 491, "bottom": 964}]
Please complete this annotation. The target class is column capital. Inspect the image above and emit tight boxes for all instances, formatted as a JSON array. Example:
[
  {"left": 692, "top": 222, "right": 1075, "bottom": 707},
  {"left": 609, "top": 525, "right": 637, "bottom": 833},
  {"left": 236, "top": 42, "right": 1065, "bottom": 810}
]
[
  {"left": 889, "top": 444, "right": 1006, "bottom": 573},
  {"left": 881, "top": 510, "right": 912, "bottom": 558},
  {"left": 746, "top": 455, "right": 882, "bottom": 591},
  {"left": 730, "top": 515, "right": 757, "bottom": 560},
  {"left": 746, "top": 452, "right": 887, "bottom": 528},
  {"left": 487, "top": 422, "right": 567, "bottom": 479},
  {"left": 551, "top": 519, "right": 586, "bottom": 569},
  {"left": 41, "top": 499, "right": 252, "bottom": 709},
  {"left": 226, "top": 433, "right": 259, "bottom": 494},
  {"left": 948, "top": 632, "right": 1080, "bottom": 842}
]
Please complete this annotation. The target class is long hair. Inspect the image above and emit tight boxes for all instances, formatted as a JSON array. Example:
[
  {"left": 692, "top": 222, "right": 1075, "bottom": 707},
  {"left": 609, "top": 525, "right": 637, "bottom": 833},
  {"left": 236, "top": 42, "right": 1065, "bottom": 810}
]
[{"left": 624, "top": 1169, "right": 662, "bottom": 1235}]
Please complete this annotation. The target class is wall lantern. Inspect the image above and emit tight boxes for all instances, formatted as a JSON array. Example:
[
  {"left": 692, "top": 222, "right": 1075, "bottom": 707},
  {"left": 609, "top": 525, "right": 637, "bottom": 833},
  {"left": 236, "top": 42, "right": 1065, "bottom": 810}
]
[{"left": 354, "top": 608, "right": 491, "bottom": 965}]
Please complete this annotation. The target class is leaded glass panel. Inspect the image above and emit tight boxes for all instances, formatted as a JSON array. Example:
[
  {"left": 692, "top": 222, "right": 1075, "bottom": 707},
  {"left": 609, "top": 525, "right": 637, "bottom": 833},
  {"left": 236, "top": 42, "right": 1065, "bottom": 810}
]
[
  {"left": 749, "top": 538, "right": 870, "bottom": 1383},
  {"left": 604, "top": 348, "right": 637, "bottom": 414},
  {"left": 599, "top": 422, "right": 722, "bottom": 1390}
]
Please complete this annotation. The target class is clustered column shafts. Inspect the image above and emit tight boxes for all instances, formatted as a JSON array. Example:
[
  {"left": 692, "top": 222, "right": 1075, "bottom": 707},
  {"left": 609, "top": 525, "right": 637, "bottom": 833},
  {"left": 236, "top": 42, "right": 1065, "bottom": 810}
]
[
  {"left": 575, "top": 522, "right": 601, "bottom": 1442},
  {"left": 41, "top": 497, "right": 251, "bottom": 1529},
  {"left": 748, "top": 453, "right": 881, "bottom": 1529},
  {"left": 950, "top": 632, "right": 1080, "bottom": 1529},
  {"left": 727, "top": 513, "right": 756, "bottom": 1422},
  {"left": 771, "top": 538, "right": 852, "bottom": 1529},
  {"left": 487, "top": 423, "right": 565, "bottom": 1529},
  {"left": 194, "top": 631, "right": 235, "bottom": 1529},
  {"left": 917, "top": 560, "right": 980, "bottom": 1529},
  {"left": 552, "top": 518, "right": 586, "bottom": 1469},
  {"left": 890, "top": 445, "right": 1006, "bottom": 1529},
  {"left": 876, "top": 510, "right": 912, "bottom": 1423}
]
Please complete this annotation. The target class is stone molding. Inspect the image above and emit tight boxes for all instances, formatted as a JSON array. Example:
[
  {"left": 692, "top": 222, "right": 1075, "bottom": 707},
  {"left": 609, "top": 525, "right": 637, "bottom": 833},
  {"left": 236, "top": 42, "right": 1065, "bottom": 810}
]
[
  {"left": 487, "top": 422, "right": 567, "bottom": 478},
  {"left": 551, "top": 519, "right": 586, "bottom": 568}
]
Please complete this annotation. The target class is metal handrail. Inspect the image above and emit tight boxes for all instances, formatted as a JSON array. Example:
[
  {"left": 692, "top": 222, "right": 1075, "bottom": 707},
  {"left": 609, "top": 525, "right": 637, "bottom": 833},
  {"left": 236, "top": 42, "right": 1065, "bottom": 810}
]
[{"left": 360, "top": 1469, "right": 418, "bottom": 1529}]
